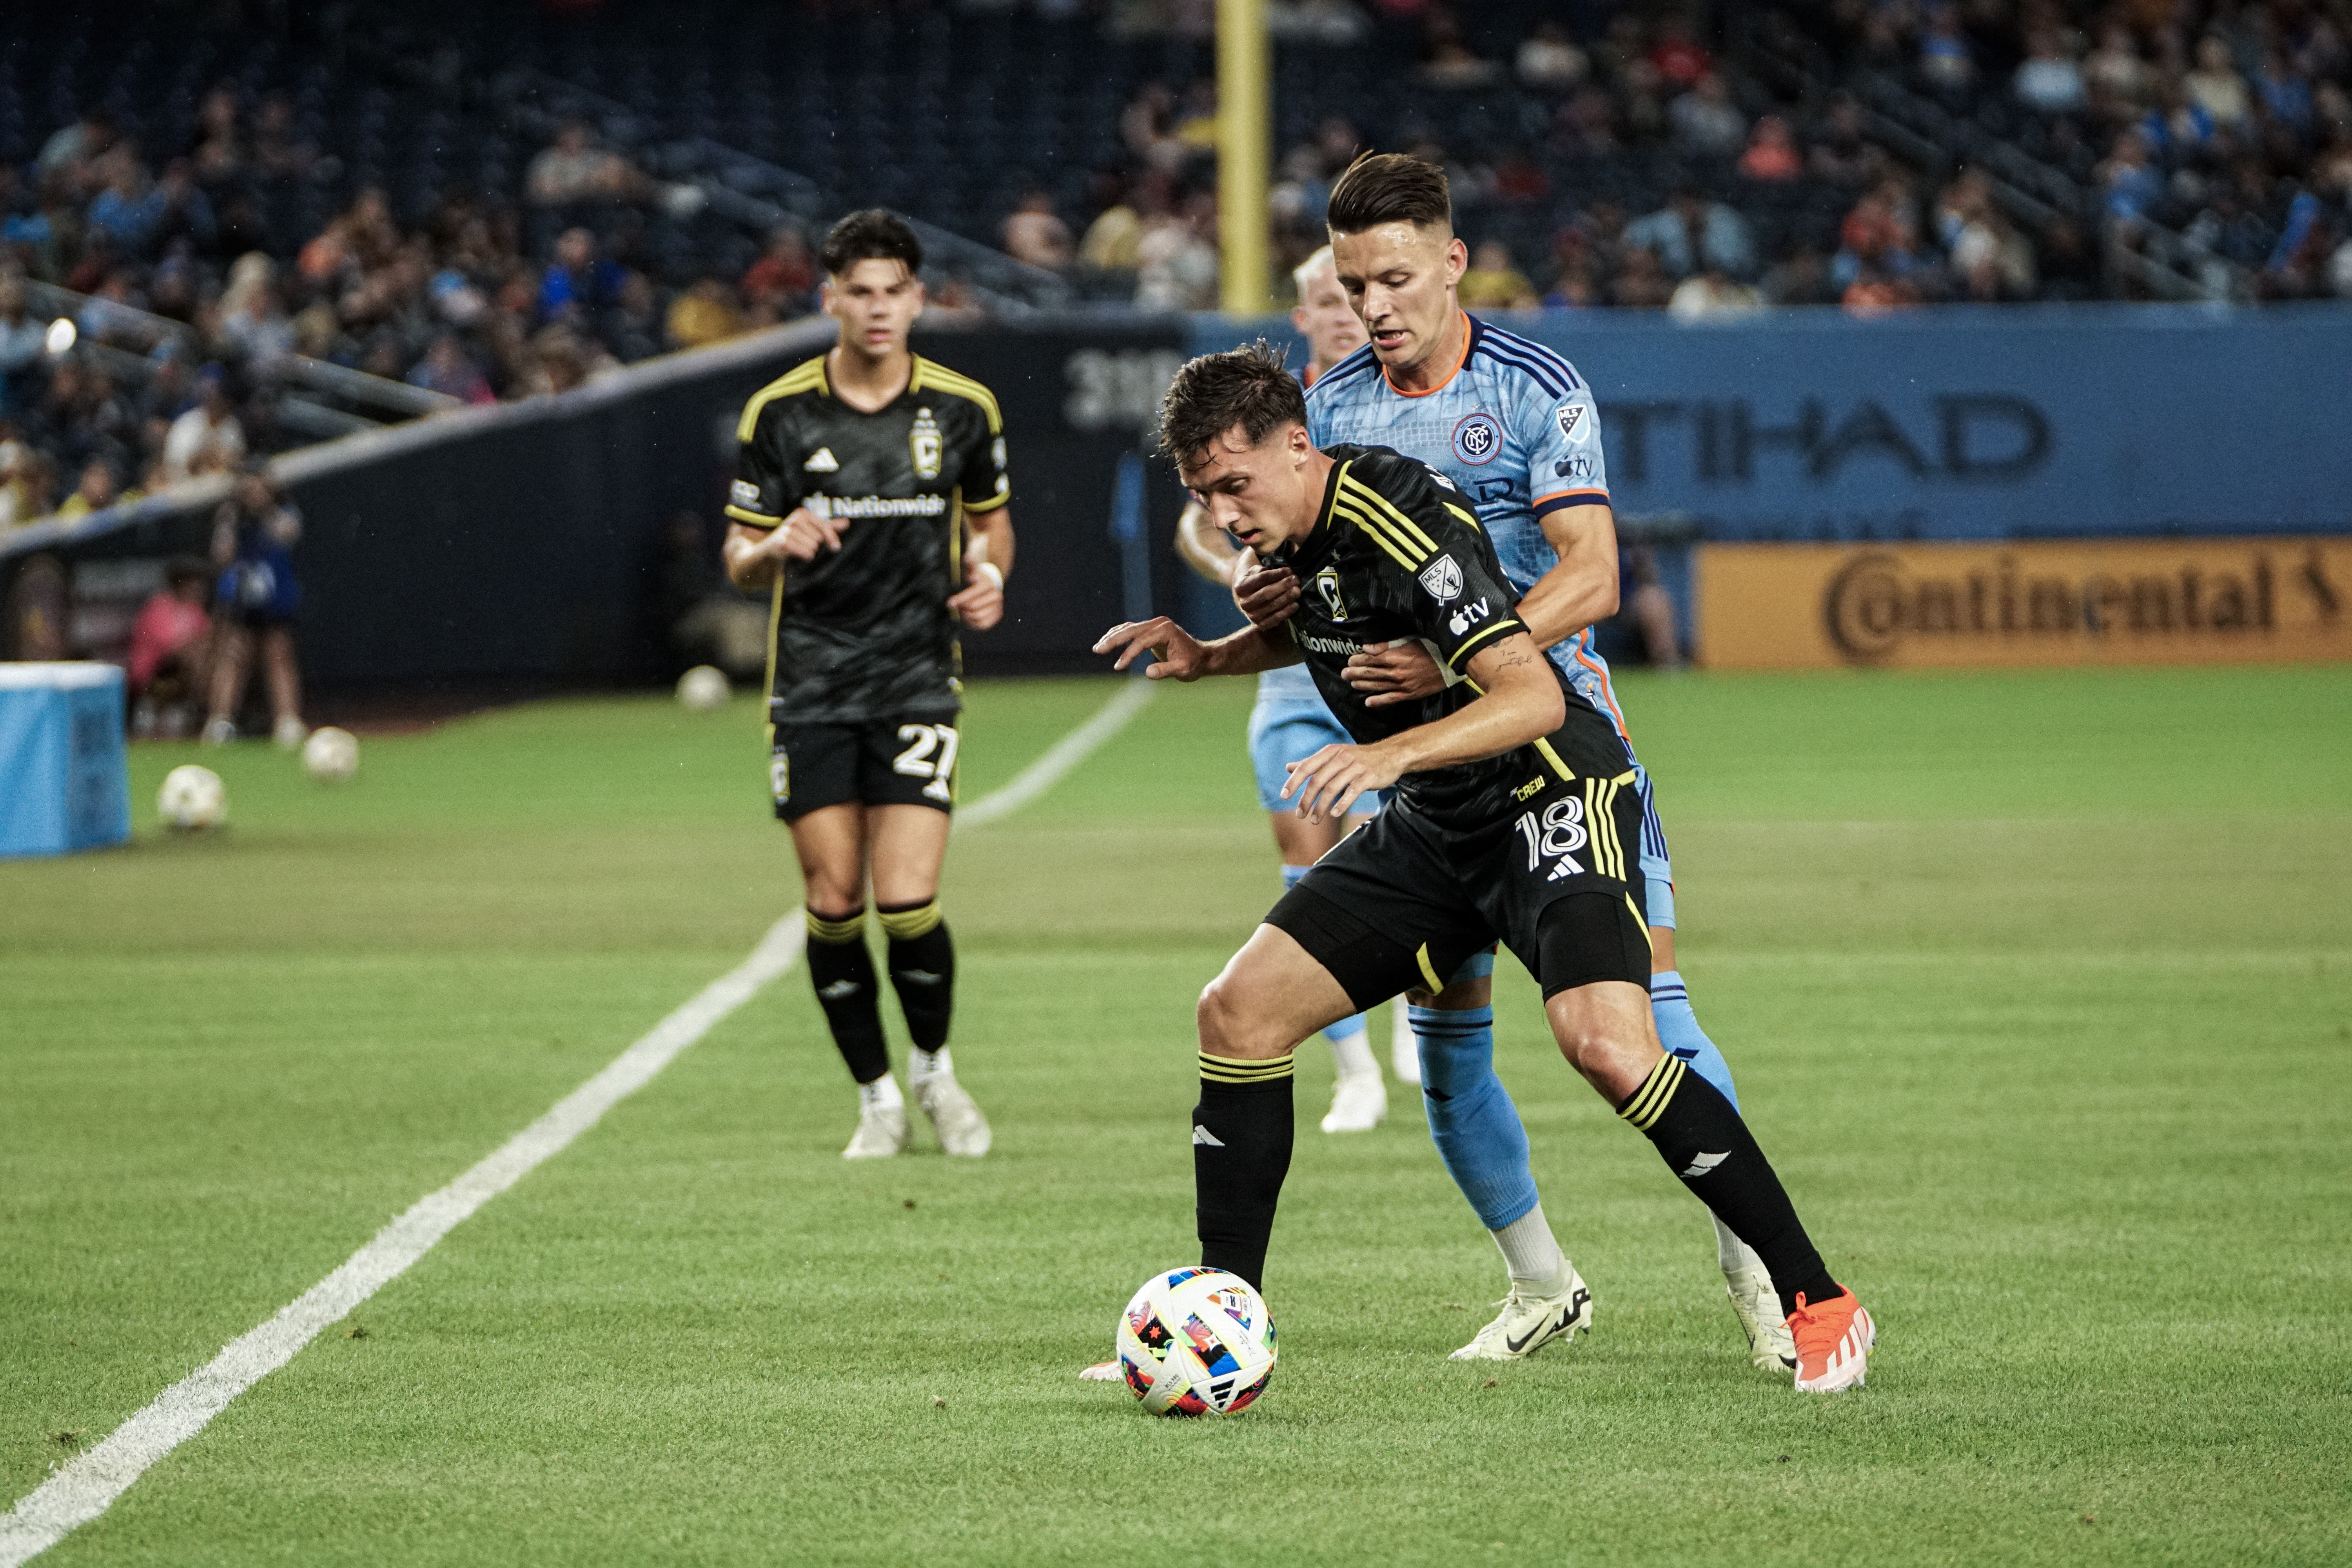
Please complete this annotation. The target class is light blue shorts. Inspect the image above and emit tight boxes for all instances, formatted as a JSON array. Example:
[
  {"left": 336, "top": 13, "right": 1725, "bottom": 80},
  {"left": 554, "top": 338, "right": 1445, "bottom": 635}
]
[
  {"left": 1246, "top": 697, "right": 1385, "bottom": 816},
  {"left": 1633, "top": 763, "right": 1675, "bottom": 929}
]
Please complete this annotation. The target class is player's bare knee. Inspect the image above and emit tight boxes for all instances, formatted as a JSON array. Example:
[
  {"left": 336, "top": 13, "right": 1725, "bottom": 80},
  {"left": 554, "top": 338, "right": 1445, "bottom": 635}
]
[{"left": 1197, "top": 966, "right": 1297, "bottom": 1060}]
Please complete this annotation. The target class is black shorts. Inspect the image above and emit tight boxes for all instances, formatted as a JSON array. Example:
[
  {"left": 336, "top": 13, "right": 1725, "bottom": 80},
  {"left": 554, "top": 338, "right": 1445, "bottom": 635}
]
[
  {"left": 770, "top": 716, "right": 960, "bottom": 822},
  {"left": 1265, "top": 771, "right": 1652, "bottom": 1007}
]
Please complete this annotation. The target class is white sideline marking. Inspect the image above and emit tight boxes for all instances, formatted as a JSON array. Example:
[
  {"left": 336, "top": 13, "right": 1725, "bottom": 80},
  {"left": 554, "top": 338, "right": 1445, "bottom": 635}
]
[{"left": 0, "top": 679, "right": 1154, "bottom": 1566}]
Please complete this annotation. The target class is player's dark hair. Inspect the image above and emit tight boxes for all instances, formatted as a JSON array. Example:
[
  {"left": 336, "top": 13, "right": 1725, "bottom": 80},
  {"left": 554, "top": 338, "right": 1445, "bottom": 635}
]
[
  {"left": 820, "top": 209, "right": 924, "bottom": 278},
  {"left": 1158, "top": 340, "right": 1308, "bottom": 465},
  {"left": 1325, "top": 152, "right": 1453, "bottom": 234}
]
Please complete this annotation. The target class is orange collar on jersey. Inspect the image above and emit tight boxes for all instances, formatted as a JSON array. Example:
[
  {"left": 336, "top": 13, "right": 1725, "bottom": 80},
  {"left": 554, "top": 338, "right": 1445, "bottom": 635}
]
[{"left": 1381, "top": 310, "right": 1473, "bottom": 399}]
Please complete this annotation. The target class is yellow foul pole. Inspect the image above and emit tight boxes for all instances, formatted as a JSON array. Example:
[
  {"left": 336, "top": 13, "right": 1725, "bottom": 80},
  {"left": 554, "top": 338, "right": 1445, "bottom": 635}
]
[{"left": 1216, "top": 0, "right": 1271, "bottom": 314}]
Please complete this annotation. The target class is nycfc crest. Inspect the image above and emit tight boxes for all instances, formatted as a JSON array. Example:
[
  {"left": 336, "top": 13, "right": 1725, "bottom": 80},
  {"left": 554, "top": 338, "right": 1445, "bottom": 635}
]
[
  {"left": 1418, "top": 557, "right": 1463, "bottom": 602},
  {"left": 910, "top": 407, "right": 944, "bottom": 479}
]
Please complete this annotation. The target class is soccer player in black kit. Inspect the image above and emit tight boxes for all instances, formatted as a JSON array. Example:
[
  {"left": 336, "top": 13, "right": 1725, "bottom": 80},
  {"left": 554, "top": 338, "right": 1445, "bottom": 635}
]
[
  {"left": 723, "top": 211, "right": 1012, "bottom": 1161},
  {"left": 1094, "top": 345, "right": 1877, "bottom": 1392}
]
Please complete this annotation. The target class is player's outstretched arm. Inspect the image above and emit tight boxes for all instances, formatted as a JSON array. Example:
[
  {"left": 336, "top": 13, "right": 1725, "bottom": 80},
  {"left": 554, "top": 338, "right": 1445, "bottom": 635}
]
[
  {"left": 1283, "top": 632, "right": 1564, "bottom": 822},
  {"left": 1514, "top": 502, "right": 1621, "bottom": 647},
  {"left": 1092, "top": 618, "right": 1299, "bottom": 681},
  {"left": 1174, "top": 499, "right": 1244, "bottom": 588}
]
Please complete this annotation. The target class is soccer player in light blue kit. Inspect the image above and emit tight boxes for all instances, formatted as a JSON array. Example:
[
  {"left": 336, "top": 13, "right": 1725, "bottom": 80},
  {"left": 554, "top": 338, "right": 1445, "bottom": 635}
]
[
  {"left": 1246, "top": 152, "right": 1795, "bottom": 1370},
  {"left": 1173, "top": 245, "right": 1416, "bottom": 1137}
]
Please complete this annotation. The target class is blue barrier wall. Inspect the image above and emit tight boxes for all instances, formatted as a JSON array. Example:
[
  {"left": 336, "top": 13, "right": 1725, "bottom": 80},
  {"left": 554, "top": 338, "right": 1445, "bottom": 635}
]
[{"left": 1196, "top": 305, "right": 2352, "bottom": 541}]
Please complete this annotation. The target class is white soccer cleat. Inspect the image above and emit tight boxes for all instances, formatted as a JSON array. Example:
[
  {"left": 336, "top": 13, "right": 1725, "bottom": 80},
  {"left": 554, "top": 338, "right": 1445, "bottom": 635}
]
[
  {"left": 201, "top": 717, "right": 237, "bottom": 746},
  {"left": 1077, "top": 1360, "right": 1121, "bottom": 1381},
  {"left": 1724, "top": 1263, "right": 1798, "bottom": 1372},
  {"left": 841, "top": 1100, "right": 909, "bottom": 1159},
  {"left": 916, "top": 1073, "right": 992, "bottom": 1157},
  {"left": 1390, "top": 1005, "right": 1422, "bottom": 1087},
  {"left": 1320, "top": 1071, "right": 1387, "bottom": 1134},
  {"left": 1448, "top": 1267, "right": 1594, "bottom": 1361}
]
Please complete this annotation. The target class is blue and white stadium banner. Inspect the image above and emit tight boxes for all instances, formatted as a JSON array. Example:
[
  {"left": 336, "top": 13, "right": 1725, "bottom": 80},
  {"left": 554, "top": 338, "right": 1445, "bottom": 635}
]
[
  {"left": 0, "top": 662, "right": 132, "bottom": 858},
  {"left": 1200, "top": 305, "right": 2352, "bottom": 542}
]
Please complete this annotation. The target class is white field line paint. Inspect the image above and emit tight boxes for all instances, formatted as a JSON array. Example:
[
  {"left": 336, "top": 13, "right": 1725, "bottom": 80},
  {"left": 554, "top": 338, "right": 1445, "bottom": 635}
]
[
  {"left": 956, "top": 676, "right": 1154, "bottom": 829},
  {"left": 0, "top": 678, "right": 1154, "bottom": 1567}
]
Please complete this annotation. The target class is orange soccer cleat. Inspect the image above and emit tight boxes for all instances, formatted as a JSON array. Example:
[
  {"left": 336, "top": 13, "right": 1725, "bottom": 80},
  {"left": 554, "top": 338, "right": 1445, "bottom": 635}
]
[{"left": 1788, "top": 1288, "right": 1875, "bottom": 1392}]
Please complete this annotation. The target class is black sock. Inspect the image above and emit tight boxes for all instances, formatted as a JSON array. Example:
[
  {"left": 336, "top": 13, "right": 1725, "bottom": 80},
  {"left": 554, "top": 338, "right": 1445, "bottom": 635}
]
[
  {"left": 803, "top": 908, "right": 889, "bottom": 1085},
  {"left": 878, "top": 899, "right": 955, "bottom": 1053},
  {"left": 1618, "top": 1054, "right": 1842, "bottom": 1318},
  {"left": 1193, "top": 1051, "right": 1295, "bottom": 1293}
]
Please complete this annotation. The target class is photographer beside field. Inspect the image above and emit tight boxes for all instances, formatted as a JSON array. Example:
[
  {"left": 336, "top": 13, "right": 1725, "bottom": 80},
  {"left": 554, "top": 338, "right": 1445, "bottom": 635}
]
[{"left": 201, "top": 461, "right": 306, "bottom": 748}]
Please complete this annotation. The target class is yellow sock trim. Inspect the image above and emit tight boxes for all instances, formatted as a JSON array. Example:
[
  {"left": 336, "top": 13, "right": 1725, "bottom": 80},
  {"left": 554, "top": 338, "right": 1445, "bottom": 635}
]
[
  {"left": 1199, "top": 1051, "right": 1295, "bottom": 1085},
  {"left": 805, "top": 908, "right": 867, "bottom": 944},
  {"left": 1619, "top": 1054, "right": 1686, "bottom": 1132},
  {"left": 877, "top": 900, "right": 944, "bottom": 940}
]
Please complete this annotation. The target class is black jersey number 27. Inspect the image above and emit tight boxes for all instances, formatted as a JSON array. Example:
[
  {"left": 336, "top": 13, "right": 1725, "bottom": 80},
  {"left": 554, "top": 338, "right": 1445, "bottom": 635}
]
[{"left": 893, "top": 723, "right": 960, "bottom": 804}]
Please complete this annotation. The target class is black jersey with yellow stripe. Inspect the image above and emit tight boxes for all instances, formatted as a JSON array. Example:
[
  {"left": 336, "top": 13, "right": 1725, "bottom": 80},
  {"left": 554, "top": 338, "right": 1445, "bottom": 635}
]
[
  {"left": 728, "top": 353, "right": 1009, "bottom": 724},
  {"left": 1274, "top": 444, "right": 1630, "bottom": 832}
]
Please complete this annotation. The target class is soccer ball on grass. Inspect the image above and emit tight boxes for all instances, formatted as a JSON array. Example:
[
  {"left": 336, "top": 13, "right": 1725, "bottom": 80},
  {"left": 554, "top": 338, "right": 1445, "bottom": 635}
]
[
  {"left": 301, "top": 726, "right": 359, "bottom": 782},
  {"left": 1116, "top": 1267, "right": 1277, "bottom": 1416},
  {"left": 675, "top": 664, "right": 731, "bottom": 711},
  {"left": 157, "top": 764, "right": 226, "bottom": 830}
]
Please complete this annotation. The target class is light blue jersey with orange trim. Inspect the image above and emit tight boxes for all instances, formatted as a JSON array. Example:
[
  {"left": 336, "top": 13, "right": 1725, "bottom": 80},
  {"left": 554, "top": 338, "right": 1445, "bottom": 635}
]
[{"left": 1303, "top": 312, "right": 1633, "bottom": 747}]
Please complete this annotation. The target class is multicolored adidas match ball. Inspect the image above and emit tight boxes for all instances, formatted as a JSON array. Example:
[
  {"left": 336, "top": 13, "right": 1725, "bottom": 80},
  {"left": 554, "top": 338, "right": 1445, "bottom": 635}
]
[{"left": 1116, "top": 1267, "right": 1276, "bottom": 1416}]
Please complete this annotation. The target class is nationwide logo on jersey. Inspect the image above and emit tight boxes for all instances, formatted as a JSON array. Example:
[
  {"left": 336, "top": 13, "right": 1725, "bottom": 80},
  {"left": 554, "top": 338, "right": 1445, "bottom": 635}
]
[
  {"left": 910, "top": 407, "right": 943, "bottom": 479},
  {"left": 1451, "top": 411, "right": 1502, "bottom": 466},
  {"left": 803, "top": 447, "right": 840, "bottom": 472},
  {"left": 1313, "top": 567, "right": 1349, "bottom": 621},
  {"left": 1418, "top": 556, "right": 1464, "bottom": 602},
  {"left": 806, "top": 494, "right": 949, "bottom": 519},
  {"left": 1557, "top": 404, "right": 1594, "bottom": 445}
]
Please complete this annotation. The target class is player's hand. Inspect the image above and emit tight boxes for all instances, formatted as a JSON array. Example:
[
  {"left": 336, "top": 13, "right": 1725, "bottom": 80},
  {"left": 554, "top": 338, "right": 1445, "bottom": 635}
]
[
  {"left": 1092, "top": 617, "right": 1206, "bottom": 681},
  {"left": 1342, "top": 640, "right": 1446, "bottom": 707},
  {"left": 1233, "top": 559, "right": 1299, "bottom": 629},
  {"left": 773, "top": 506, "right": 847, "bottom": 561},
  {"left": 1282, "top": 741, "right": 1402, "bottom": 824},
  {"left": 947, "top": 559, "right": 1005, "bottom": 630}
]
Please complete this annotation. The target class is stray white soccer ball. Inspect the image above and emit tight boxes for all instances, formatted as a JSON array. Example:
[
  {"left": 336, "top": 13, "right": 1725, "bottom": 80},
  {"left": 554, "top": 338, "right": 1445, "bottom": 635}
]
[
  {"left": 157, "top": 764, "right": 226, "bottom": 830},
  {"left": 301, "top": 726, "right": 359, "bottom": 783},
  {"left": 675, "top": 664, "right": 731, "bottom": 711},
  {"left": 1116, "top": 1267, "right": 1277, "bottom": 1416}
]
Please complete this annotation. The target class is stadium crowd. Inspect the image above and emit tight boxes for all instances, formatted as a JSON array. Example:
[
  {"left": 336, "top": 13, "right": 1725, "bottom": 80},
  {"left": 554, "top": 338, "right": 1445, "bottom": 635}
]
[
  {"left": 9, "top": 0, "right": 2352, "bottom": 537},
  {"left": 0, "top": 97, "right": 820, "bottom": 537},
  {"left": 1792, "top": 0, "right": 2352, "bottom": 297},
  {"left": 1000, "top": 0, "right": 2352, "bottom": 310}
]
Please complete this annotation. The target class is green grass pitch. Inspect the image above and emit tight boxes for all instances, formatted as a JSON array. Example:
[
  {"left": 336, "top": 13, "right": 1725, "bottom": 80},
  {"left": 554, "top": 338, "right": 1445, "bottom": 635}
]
[{"left": 4, "top": 666, "right": 2349, "bottom": 1565}]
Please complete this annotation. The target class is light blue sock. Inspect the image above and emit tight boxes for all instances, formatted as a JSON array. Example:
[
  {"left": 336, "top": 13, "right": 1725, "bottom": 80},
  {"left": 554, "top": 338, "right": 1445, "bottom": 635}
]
[
  {"left": 1281, "top": 864, "right": 1368, "bottom": 1047},
  {"left": 1410, "top": 1004, "right": 1539, "bottom": 1230},
  {"left": 1650, "top": 969, "right": 1739, "bottom": 1111}
]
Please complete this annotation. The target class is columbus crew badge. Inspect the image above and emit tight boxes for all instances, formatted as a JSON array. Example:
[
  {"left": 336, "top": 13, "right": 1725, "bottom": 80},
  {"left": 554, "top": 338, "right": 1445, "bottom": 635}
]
[{"left": 910, "top": 407, "right": 944, "bottom": 479}]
